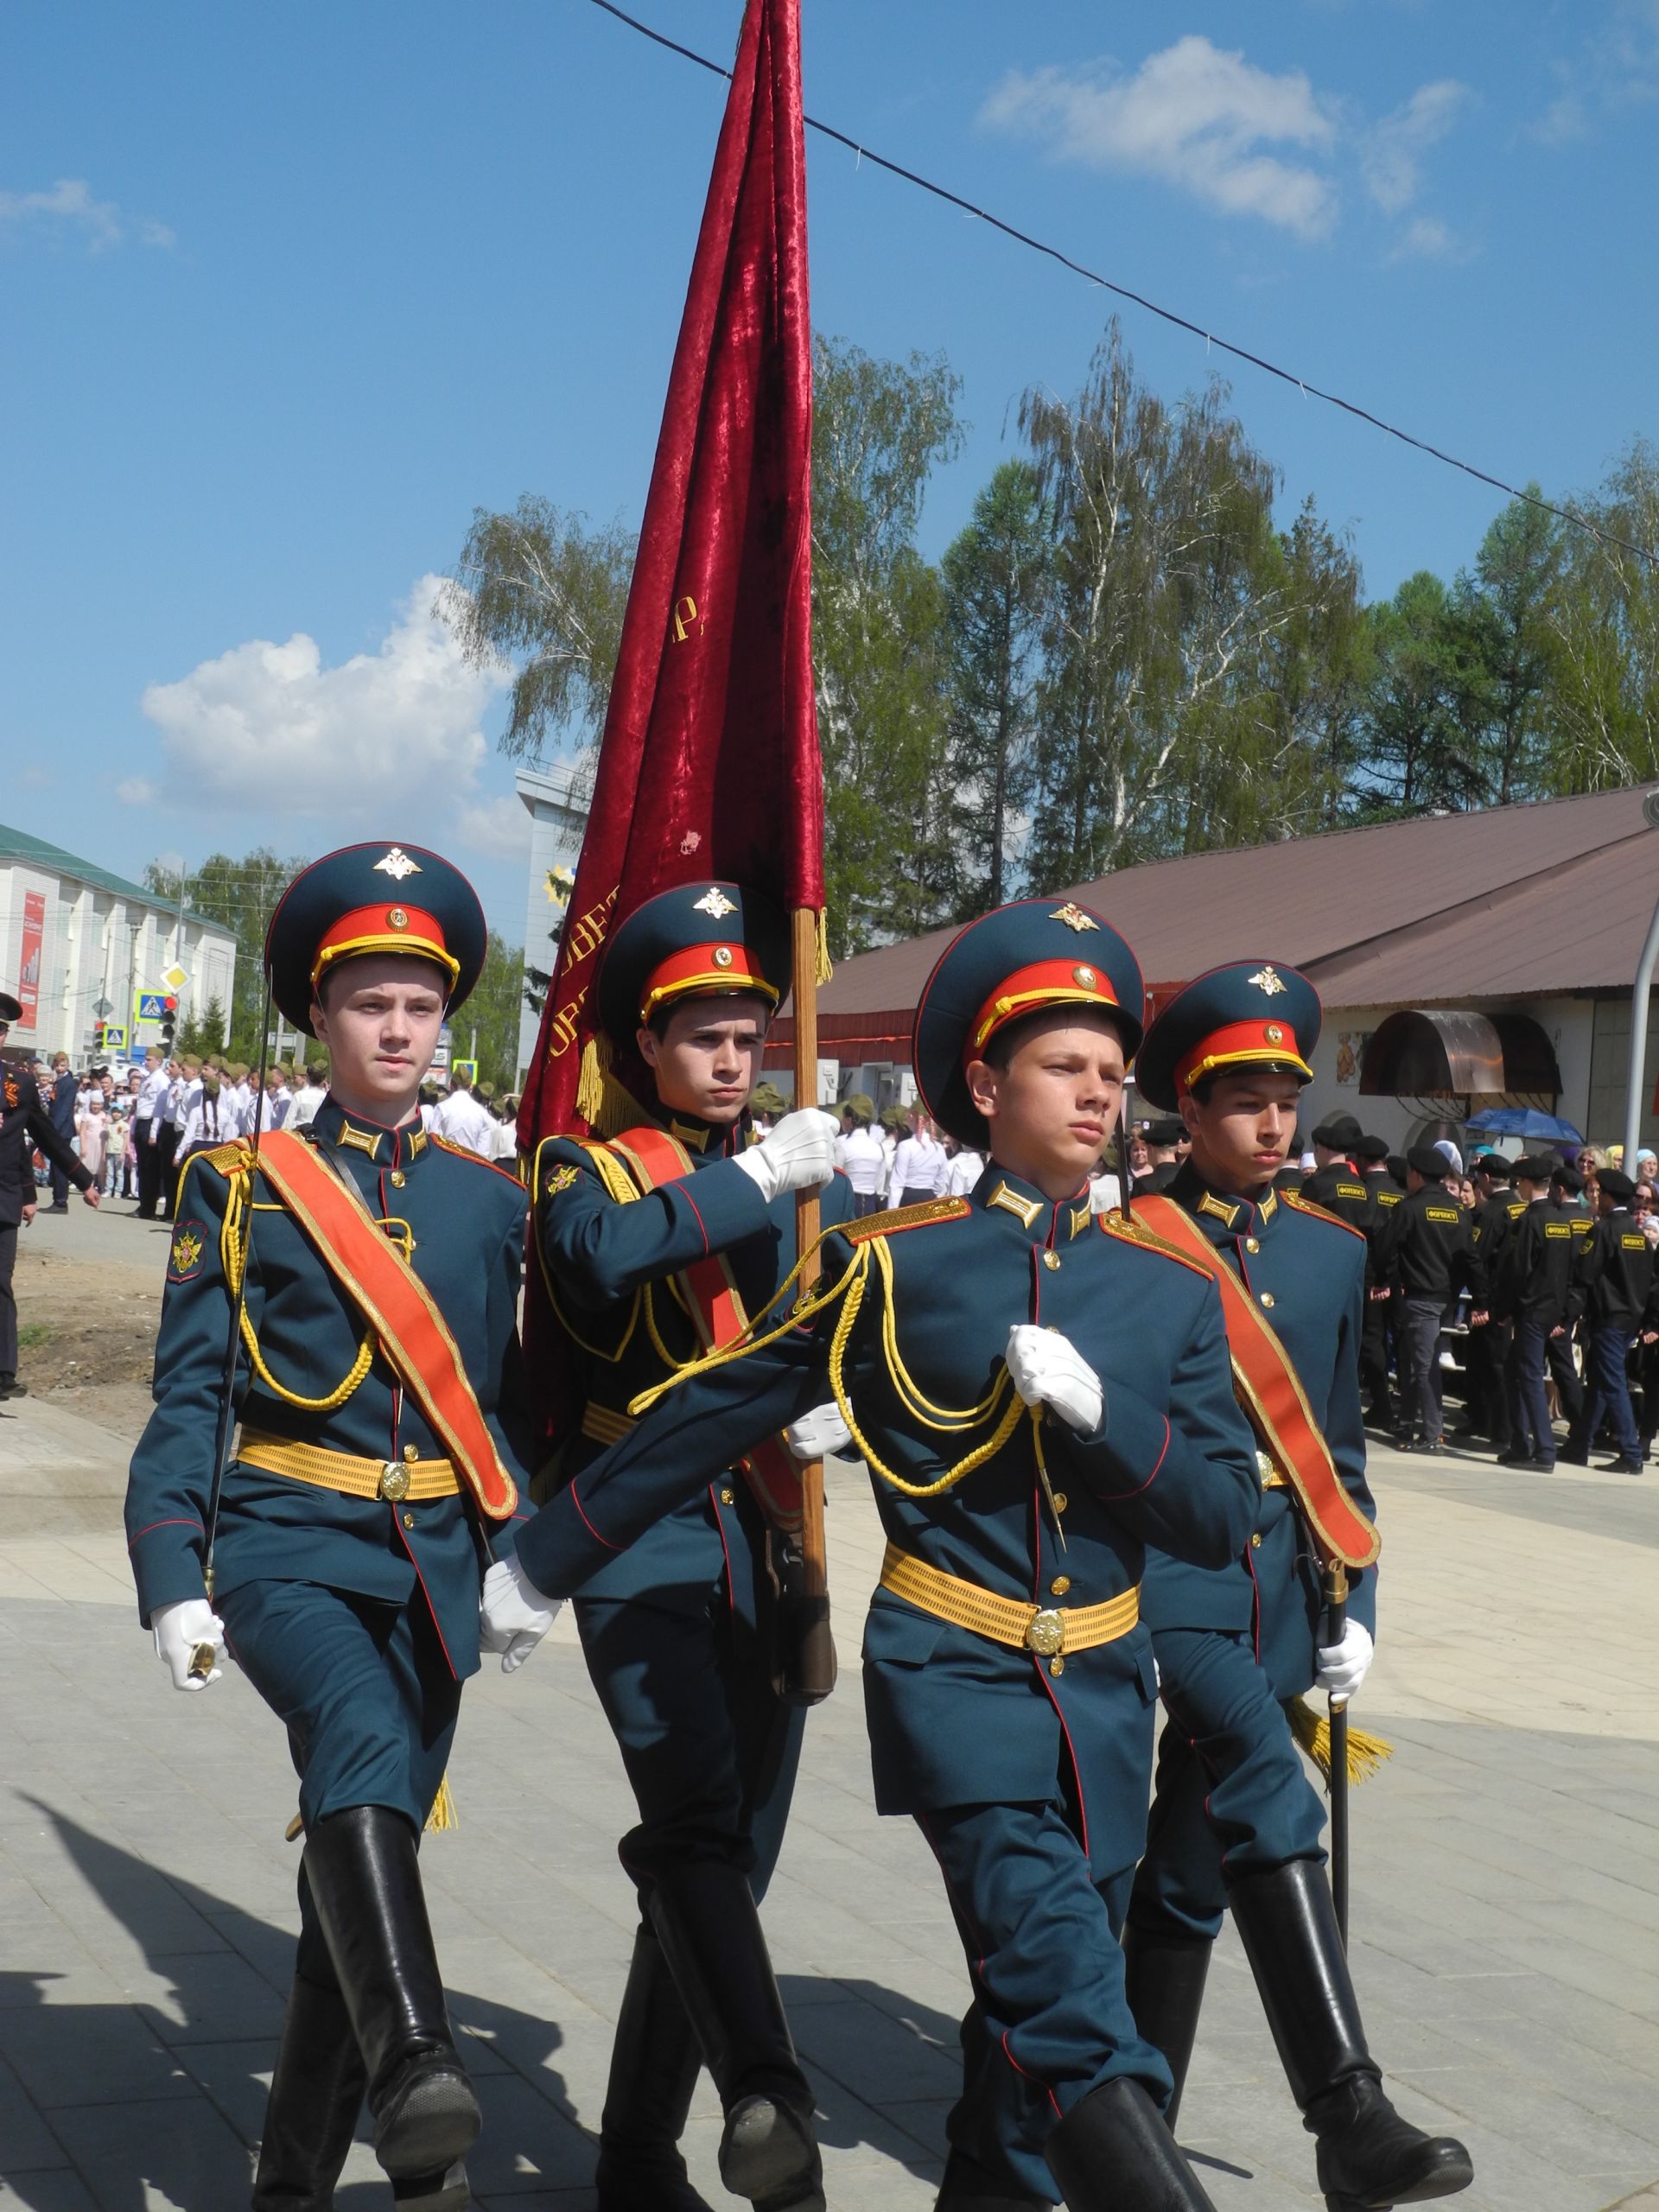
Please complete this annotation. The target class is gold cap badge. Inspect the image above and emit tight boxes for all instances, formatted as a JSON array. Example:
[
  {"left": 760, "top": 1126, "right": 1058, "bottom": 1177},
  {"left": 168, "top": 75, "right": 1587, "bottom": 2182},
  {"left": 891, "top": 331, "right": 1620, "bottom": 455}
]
[
  {"left": 693, "top": 887, "right": 737, "bottom": 919},
  {"left": 713, "top": 945, "right": 734, "bottom": 968},
  {"left": 373, "top": 847, "right": 421, "bottom": 881},
  {"left": 1073, "top": 964, "right": 1097, "bottom": 988},
  {"left": 1052, "top": 903, "right": 1099, "bottom": 933},
  {"left": 387, "top": 907, "right": 409, "bottom": 929},
  {"left": 1249, "top": 965, "right": 1287, "bottom": 996}
]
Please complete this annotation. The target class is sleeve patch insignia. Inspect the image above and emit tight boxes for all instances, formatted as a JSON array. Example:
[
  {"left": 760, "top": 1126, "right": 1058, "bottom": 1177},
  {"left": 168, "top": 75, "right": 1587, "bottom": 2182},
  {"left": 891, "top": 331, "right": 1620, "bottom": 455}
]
[
  {"left": 545, "top": 1162, "right": 581, "bottom": 1198},
  {"left": 168, "top": 1220, "right": 207, "bottom": 1282}
]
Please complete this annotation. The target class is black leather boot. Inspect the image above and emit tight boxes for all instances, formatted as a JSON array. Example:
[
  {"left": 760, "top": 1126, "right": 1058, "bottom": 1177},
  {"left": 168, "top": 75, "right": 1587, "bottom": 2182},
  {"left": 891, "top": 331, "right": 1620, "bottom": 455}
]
[
  {"left": 302, "top": 1806, "right": 480, "bottom": 2189},
  {"left": 647, "top": 1862, "right": 823, "bottom": 2211},
  {"left": 1044, "top": 2077, "right": 1217, "bottom": 2209},
  {"left": 390, "top": 2167, "right": 469, "bottom": 2210},
  {"left": 935, "top": 2143, "right": 1054, "bottom": 2208},
  {"left": 594, "top": 1924, "right": 714, "bottom": 2211},
  {"left": 251, "top": 1961, "right": 366, "bottom": 2209},
  {"left": 1121, "top": 1922, "right": 1212, "bottom": 2136},
  {"left": 1226, "top": 1861, "right": 1474, "bottom": 2209}
]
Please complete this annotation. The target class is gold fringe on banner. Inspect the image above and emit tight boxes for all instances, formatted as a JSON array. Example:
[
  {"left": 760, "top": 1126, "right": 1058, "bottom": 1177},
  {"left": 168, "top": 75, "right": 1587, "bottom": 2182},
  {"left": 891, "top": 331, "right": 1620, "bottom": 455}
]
[
  {"left": 1287, "top": 1697, "right": 1394, "bottom": 1788},
  {"left": 424, "top": 1775, "right": 459, "bottom": 1833},
  {"left": 573, "top": 1033, "right": 638, "bottom": 1139},
  {"left": 815, "top": 909, "right": 834, "bottom": 988}
]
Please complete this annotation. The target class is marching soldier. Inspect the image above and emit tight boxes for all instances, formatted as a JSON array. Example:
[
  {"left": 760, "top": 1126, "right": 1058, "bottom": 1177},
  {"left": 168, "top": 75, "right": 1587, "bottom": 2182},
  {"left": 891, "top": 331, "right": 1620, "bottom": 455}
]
[
  {"left": 1560, "top": 1166, "right": 1656, "bottom": 1472},
  {"left": 1495, "top": 1157, "right": 1576, "bottom": 1470},
  {"left": 1377, "top": 1148, "right": 1489, "bottom": 1452},
  {"left": 1, "top": 990, "right": 101, "bottom": 1397},
  {"left": 124, "top": 843, "right": 537, "bottom": 2212},
  {"left": 516, "top": 883, "right": 850, "bottom": 2212},
  {"left": 1123, "top": 964, "right": 1473, "bottom": 2212},
  {"left": 488, "top": 898, "right": 1265, "bottom": 2212},
  {"left": 1355, "top": 1135, "right": 1402, "bottom": 1431}
]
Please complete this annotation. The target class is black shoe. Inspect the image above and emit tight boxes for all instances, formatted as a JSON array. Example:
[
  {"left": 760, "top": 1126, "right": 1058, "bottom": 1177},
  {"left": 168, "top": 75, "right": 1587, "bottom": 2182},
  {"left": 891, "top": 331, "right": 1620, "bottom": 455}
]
[
  {"left": 1225, "top": 1862, "right": 1472, "bottom": 2211},
  {"left": 934, "top": 2145, "right": 1052, "bottom": 2208},
  {"left": 1423, "top": 1439, "right": 1446, "bottom": 1457},
  {"left": 1045, "top": 2077, "right": 1217, "bottom": 2209},
  {"left": 48, "top": 1202, "right": 68, "bottom": 1212},
  {"left": 391, "top": 2165, "right": 470, "bottom": 2210},
  {"left": 594, "top": 1925, "right": 714, "bottom": 2211},
  {"left": 0, "top": 1374, "right": 26, "bottom": 1400},
  {"left": 1558, "top": 1447, "right": 1589, "bottom": 1466},
  {"left": 302, "top": 1807, "right": 480, "bottom": 2187},
  {"left": 1602, "top": 1457, "right": 1643, "bottom": 1474},
  {"left": 647, "top": 1863, "right": 823, "bottom": 2211},
  {"left": 1121, "top": 1920, "right": 1212, "bottom": 2135},
  {"left": 252, "top": 1961, "right": 367, "bottom": 2209},
  {"left": 1497, "top": 1449, "right": 1535, "bottom": 1467}
]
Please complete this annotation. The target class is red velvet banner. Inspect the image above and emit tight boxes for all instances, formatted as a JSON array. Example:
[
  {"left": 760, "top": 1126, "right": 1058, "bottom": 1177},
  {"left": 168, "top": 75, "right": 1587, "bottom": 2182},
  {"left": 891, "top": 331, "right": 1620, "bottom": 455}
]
[{"left": 518, "top": 0, "right": 821, "bottom": 1154}]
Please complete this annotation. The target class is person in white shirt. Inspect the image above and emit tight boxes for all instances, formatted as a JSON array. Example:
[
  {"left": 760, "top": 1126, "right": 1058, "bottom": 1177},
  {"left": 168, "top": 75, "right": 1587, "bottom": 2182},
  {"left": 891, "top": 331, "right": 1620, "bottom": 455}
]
[
  {"left": 888, "top": 1111, "right": 948, "bottom": 1207},
  {"left": 839, "top": 1111, "right": 888, "bottom": 1217},
  {"left": 943, "top": 1139, "right": 984, "bottom": 1198},
  {"left": 175, "top": 1075, "right": 232, "bottom": 1170},
  {"left": 287, "top": 1058, "right": 328, "bottom": 1131},
  {"left": 489, "top": 1099, "right": 522, "bottom": 1166},
  {"left": 133, "top": 1051, "right": 172, "bottom": 1217},
  {"left": 434, "top": 1078, "right": 495, "bottom": 1156}
]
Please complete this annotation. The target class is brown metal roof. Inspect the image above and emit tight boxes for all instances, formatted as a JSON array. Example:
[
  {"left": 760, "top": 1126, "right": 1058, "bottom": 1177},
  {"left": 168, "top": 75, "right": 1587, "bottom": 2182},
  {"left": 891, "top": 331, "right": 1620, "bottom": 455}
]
[{"left": 810, "top": 784, "right": 1659, "bottom": 1037}]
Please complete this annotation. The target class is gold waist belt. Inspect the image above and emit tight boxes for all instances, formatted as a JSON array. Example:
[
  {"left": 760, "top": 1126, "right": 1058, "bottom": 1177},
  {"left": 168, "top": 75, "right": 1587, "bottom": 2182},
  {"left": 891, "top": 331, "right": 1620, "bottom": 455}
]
[
  {"left": 239, "top": 1430, "right": 461, "bottom": 1503},
  {"left": 581, "top": 1402, "right": 635, "bottom": 1448},
  {"left": 879, "top": 1541, "right": 1140, "bottom": 1661}
]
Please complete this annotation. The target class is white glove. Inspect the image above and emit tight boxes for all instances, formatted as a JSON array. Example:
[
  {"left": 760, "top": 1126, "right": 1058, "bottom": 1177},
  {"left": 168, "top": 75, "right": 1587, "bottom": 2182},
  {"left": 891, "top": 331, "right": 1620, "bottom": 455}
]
[
  {"left": 732, "top": 1109, "right": 836, "bottom": 1202},
  {"left": 1315, "top": 1619, "right": 1374, "bottom": 1703},
  {"left": 480, "top": 1556, "right": 563, "bottom": 1675},
  {"left": 785, "top": 1402, "right": 852, "bottom": 1461},
  {"left": 1005, "top": 1324, "right": 1104, "bottom": 1436},
  {"left": 152, "top": 1598, "right": 226, "bottom": 1692}
]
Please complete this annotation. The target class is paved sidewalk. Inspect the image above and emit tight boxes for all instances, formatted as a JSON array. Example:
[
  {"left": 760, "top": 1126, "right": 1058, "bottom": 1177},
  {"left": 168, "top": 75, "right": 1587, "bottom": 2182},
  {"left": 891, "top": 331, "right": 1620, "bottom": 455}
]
[{"left": 0, "top": 1392, "right": 1656, "bottom": 2209}]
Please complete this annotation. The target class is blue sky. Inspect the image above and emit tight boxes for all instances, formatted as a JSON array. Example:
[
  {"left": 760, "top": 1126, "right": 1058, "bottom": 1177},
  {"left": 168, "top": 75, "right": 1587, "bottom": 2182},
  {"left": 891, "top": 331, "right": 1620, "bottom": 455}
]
[{"left": 3, "top": 1, "right": 1656, "bottom": 941}]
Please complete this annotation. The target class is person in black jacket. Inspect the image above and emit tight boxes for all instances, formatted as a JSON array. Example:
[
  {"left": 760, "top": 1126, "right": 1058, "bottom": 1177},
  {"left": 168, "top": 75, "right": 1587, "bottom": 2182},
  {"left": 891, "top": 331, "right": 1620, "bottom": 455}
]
[
  {"left": 1377, "top": 1145, "right": 1488, "bottom": 1452},
  {"left": 1545, "top": 1161, "right": 1592, "bottom": 1428},
  {"left": 1356, "top": 1136, "right": 1402, "bottom": 1428},
  {"left": 1465, "top": 1155, "right": 1524, "bottom": 1451},
  {"left": 46, "top": 1052, "right": 79, "bottom": 1211},
  {"left": 1560, "top": 1167, "right": 1656, "bottom": 1472},
  {"left": 1300, "top": 1115, "right": 1373, "bottom": 1232},
  {"left": 0, "top": 994, "right": 100, "bottom": 1397},
  {"left": 1496, "top": 1157, "right": 1578, "bottom": 1471}
]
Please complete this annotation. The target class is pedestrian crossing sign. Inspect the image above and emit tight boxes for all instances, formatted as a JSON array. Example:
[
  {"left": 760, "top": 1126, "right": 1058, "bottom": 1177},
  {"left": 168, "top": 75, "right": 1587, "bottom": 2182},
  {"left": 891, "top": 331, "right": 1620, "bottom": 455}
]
[{"left": 101, "top": 1025, "right": 127, "bottom": 1052}]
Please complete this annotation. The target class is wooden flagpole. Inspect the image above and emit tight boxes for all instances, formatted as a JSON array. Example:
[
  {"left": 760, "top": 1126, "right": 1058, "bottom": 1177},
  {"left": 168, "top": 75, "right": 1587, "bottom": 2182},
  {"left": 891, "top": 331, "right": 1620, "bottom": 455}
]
[{"left": 789, "top": 904, "right": 836, "bottom": 1703}]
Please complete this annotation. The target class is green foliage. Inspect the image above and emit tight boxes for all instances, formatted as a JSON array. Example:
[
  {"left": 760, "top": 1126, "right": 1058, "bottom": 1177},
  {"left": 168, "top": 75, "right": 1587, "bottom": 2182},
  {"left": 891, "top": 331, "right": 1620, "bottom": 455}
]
[
  {"left": 176, "top": 995, "right": 227, "bottom": 1058},
  {"left": 144, "top": 847, "right": 308, "bottom": 1058},
  {"left": 462, "top": 931, "right": 530, "bottom": 1092}
]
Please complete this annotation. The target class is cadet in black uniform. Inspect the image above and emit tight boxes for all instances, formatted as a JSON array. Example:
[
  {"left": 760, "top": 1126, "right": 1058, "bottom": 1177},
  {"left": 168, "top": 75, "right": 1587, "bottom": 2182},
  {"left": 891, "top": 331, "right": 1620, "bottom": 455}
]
[
  {"left": 1495, "top": 1157, "right": 1577, "bottom": 1471},
  {"left": 0, "top": 990, "right": 100, "bottom": 1396},
  {"left": 1465, "top": 1157, "right": 1524, "bottom": 1452},
  {"left": 1300, "top": 1116, "right": 1372, "bottom": 1232},
  {"left": 1138, "top": 1116, "right": 1186, "bottom": 1193},
  {"left": 1356, "top": 1136, "right": 1402, "bottom": 1430},
  {"left": 1545, "top": 1162, "right": 1592, "bottom": 1427},
  {"left": 1376, "top": 1147, "right": 1488, "bottom": 1452},
  {"left": 1560, "top": 1166, "right": 1656, "bottom": 1471}
]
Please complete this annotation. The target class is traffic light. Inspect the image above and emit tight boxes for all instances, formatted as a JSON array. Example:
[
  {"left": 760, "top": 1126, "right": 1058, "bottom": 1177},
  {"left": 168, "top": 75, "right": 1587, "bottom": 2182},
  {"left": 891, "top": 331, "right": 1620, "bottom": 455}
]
[{"left": 160, "top": 995, "right": 177, "bottom": 1050}]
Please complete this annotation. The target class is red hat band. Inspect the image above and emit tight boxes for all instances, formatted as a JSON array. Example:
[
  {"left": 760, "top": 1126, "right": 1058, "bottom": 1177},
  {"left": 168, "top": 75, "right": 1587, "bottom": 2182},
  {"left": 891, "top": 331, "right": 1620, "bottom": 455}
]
[
  {"left": 966, "top": 958, "right": 1120, "bottom": 1069},
  {"left": 1173, "top": 1019, "right": 1313, "bottom": 1093},
  {"left": 310, "top": 904, "right": 461, "bottom": 992},
  {"left": 639, "top": 943, "right": 780, "bottom": 1024}
]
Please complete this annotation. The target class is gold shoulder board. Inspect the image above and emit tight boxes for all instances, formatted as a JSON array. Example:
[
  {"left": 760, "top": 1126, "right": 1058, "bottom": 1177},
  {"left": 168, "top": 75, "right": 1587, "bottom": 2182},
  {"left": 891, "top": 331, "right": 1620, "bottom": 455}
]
[{"left": 843, "top": 1195, "right": 971, "bottom": 1244}]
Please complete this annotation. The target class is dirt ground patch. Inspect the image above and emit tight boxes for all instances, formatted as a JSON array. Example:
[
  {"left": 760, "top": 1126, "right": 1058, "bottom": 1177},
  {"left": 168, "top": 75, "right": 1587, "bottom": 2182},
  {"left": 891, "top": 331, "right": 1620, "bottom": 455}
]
[{"left": 11, "top": 1241, "right": 162, "bottom": 1440}]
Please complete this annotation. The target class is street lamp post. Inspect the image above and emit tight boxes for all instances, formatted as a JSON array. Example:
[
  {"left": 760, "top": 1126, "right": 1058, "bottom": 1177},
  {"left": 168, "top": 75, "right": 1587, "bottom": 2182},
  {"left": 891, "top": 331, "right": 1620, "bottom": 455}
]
[{"left": 1620, "top": 790, "right": 1659, "bottom": 1172}]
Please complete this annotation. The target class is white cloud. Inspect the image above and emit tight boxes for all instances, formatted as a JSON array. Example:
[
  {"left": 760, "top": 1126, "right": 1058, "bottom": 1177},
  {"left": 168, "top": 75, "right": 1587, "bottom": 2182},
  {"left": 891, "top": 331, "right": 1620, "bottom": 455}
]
[
  {"left": 0, "top": 177, "right": 175, "bottom": 251},
  {"left": 116, "top": 776, "right": 160, "bottom": 805},
  {"left": 982, "top": 38, "right": 1340, "bottom": 238},
  {"left": 1361, "top": 80, "right": 1468, "bottom": 215},
  {"left": 140, "top": 576, "right": 512, "bottom": 820},
  {"left": 1388, "top": 215, "right": 1467, "bottom": 263},
  {"left": 1531, "top": 3, "right": 1659, "bottom": 142},
  {"left": 456, "top": 793, "right": 532, "bottom": 862}
]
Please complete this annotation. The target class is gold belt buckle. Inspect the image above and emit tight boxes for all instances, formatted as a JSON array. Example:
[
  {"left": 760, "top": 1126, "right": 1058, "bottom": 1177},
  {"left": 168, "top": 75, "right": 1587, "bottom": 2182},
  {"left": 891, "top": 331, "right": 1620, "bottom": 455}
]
[
  {"left": 378, "top": 1462, "right": 411, "bottom": 1503},
  {"left": 1025, "top": 1606, "right": 1066, "bottom": 1657}
]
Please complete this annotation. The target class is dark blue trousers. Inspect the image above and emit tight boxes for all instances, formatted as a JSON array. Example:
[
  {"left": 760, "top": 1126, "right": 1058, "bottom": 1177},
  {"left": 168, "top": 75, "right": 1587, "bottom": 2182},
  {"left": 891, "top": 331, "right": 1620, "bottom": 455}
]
[
  {"left": 220, "top": 1580, "right": 461, "bottom": 1834},
  {"left": 919, "top": 1800, "right": 1169, "bottom": 2201},
  {"left": 575, "top": 1589, "right": 804, "bottom": 1906},
  {"left": 1568, "top": 1319, "right": 1641, "bottom": 1461},
  {"left": 1507, "top": 1316, "right": 1557, "bottom": 1462},
  {"left": 1128, "top": 1627, "right": 1327, "bottom": 1945}
]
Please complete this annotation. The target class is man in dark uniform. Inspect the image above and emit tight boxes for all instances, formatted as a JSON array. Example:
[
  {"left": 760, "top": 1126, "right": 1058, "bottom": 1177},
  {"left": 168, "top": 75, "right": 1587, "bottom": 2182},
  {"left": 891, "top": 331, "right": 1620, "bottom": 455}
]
[
  {"left": 1139, "top": 1116, "right": 1187, "bottom": 1192},
  {"left": 1123, "top": 964, "right": 1472, "bottom": 2212},
  {"left": 124, "top": 844, "right": 537, "bottom": 2212},
  {"left": 1464, "top": 1156, "right": 1524, "bottom": 1451},
  {"left": 1376, "top": 1147, "right": 1489, "bottom": 1452},
  {"left": 46, "top": 1050, "right": 79, "bottom": 1211},
  {"left": 513, "top": 883, "right": 849, "bottom": 2212},
  {"left": 1496, "top": 1157, "right": 1576, "bottom": 1471},
  {"left": 1356, "top": 1135, "right": 1402, "bottom": 1430},
  {"left": 1560, "top": 1166, "right": 1656, "bottom": 1472},
  {"left": 1546, "top": 1161, "right": 1592, "bottom": 1429},
  {"left": 488, "top": 899, "right": 1265, "bottom": 2211},
  {"left": 1300, "top": 1115, "right": 1372, "bottom": 1232},
  {"left": 1, "top": 995, "right": 100, "bottom": 1396}
]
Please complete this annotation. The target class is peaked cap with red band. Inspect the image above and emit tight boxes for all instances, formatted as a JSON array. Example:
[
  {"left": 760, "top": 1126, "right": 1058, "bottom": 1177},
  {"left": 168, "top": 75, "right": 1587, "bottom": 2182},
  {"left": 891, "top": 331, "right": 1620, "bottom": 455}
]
[
  {"left": 264, "top": 842, "right": 487, "bottom": 1038},
  {"left": 1135, "top": 959, "right": 1320, "bottom": 1113},
  {"left": 594, "top": 880, "right": 791, "bottom": 1048},
  {"left": 913, "top": 898, "right": 1146, "bottom": 1149}
]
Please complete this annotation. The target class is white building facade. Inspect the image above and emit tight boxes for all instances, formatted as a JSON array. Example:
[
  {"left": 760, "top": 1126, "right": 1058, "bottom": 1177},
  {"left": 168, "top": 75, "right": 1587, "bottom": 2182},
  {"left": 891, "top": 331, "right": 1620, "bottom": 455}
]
[{"left": 0, "top": 823, "right": 237, "bottom": 1065}]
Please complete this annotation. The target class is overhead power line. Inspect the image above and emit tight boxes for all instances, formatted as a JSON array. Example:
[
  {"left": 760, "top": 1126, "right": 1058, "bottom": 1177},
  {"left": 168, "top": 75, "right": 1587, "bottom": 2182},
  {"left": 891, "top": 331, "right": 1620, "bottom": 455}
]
[{"left": 583, "top": 0, "right": 1656, "bottom": 571}]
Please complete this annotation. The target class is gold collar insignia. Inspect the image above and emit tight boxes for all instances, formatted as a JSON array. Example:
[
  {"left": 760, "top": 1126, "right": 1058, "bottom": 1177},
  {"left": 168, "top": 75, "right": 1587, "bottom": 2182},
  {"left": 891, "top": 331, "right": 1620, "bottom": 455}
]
[
  {"left": 407, "top": 1128, "right": 427, "bottom": 1159},
  {"left": 1260, "top": 1188, "right": 1277, "bottom": 1222},
  {"left": 1197, "top": 1191, "right": 1241, "bottom": 1230},
  {"left": 336, "top": 1122, "right": 382, "bottom": 1160},
  {"left": 1070, "top": 1205, "right": 1094, "bottom": 1240},
  {"left": 987, "top": 1180, "right": 1043, "bottom": 1230},
  {"left": 669, "top": 1118, "right": 712, "bottom": 1152}
]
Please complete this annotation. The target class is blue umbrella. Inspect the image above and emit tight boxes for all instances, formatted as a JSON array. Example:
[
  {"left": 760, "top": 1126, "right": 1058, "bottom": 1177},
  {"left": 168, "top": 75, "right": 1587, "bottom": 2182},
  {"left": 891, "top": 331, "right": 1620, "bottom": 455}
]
[{"left": 1465, "top": 1106, "right": 1586, "bottom": 1145}]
